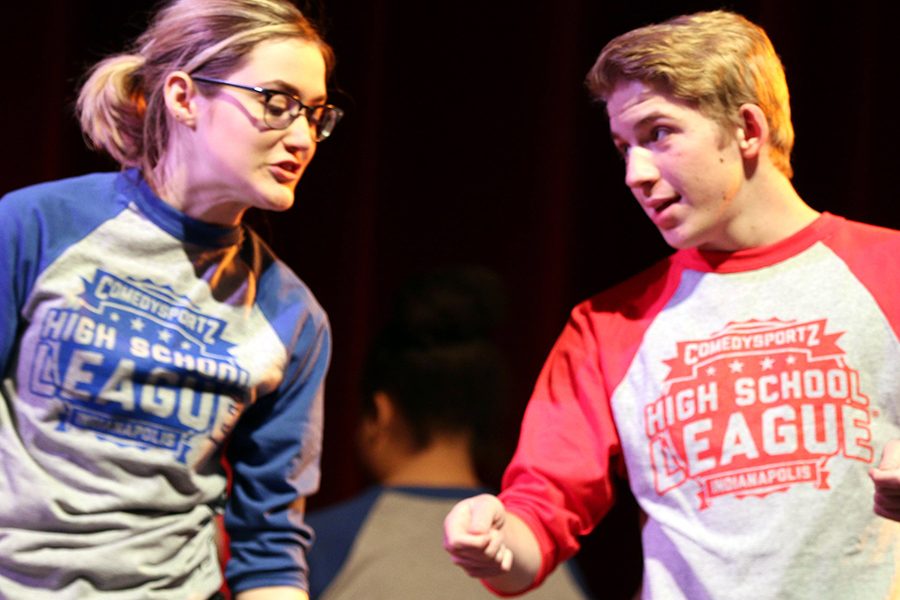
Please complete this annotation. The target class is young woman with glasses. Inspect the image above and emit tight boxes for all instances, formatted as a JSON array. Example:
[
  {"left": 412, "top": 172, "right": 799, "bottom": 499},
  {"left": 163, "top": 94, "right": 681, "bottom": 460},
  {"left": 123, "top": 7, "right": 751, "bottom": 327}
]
[{"left": 0, "top": 1, "right": 343, "bottom": 598}]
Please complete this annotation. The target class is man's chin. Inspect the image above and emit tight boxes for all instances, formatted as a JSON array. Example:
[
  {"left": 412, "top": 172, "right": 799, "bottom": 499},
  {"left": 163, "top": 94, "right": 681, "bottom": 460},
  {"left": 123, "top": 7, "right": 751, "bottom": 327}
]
[{"left": 658, "top": 227, "right": 695, "bottom": 250}]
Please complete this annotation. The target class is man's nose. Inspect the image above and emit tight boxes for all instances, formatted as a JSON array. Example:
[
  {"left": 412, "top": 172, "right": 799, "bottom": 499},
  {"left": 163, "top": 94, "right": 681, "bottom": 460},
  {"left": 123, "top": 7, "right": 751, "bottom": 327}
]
[{"left": 624, "top": 147, "right": 659, "bottom": 191}]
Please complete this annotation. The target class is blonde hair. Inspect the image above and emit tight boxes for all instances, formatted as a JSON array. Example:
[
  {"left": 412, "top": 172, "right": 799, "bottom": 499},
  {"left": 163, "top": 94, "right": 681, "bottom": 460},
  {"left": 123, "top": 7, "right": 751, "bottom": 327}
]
[
  {"left": 77, "top": 0, "right": 334, "bottom": 173},
  {"left": 586, "top": 10, "right": 794, "bottom": 178}
]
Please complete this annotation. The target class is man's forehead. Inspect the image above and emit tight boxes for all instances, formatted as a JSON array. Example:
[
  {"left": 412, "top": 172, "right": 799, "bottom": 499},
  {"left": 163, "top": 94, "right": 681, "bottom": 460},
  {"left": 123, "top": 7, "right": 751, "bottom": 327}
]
[
  {"left": 606, "top": 81, "right": 665, "bottom": 131},
  {"left": 608, "top": 80, "right": 675, "bottom": 112},
  {"left": 606, "top": 80, "right": 699, "bottom": 130}
]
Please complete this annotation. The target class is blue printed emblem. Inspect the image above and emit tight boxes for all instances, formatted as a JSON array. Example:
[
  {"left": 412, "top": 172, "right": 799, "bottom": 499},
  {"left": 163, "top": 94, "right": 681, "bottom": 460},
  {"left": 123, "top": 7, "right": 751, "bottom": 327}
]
[{"left": 29, "top": 270, "right": 250, "bottom": 462}]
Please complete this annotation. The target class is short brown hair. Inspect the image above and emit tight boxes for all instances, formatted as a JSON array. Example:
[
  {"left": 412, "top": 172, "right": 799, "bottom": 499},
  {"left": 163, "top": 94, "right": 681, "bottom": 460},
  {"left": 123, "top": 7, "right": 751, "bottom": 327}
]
[{"left": 586, "top": 10, "right": 794, "bottom": 178}]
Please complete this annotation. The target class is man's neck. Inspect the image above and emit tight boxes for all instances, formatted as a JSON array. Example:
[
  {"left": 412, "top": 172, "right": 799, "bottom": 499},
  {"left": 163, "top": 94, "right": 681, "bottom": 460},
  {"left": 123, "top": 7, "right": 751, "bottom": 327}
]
[
  {"left": 381, "top": 436, "right": 481, "bottom": 488},
  {"left": 705, "top": 166, "right": 819, "bottom": 252}
]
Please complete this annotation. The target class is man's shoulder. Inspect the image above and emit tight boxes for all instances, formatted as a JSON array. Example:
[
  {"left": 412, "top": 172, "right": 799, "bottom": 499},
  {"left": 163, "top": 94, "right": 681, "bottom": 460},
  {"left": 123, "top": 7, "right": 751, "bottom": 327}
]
[
  {"left": 573, "top": 253, "right": 679, "bottom": 321},
  {"left": 820, "top": 213, "right": 900, "bottom": 258},
  {"left": 306, "top": 487, "right": 384, "bottom": 532},
  {"left": 833, "top": 214, "right": 900, "bottom": 240}
]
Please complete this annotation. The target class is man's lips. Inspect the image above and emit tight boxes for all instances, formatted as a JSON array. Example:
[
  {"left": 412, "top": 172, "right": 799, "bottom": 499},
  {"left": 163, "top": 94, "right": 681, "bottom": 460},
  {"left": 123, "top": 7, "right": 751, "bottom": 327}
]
[
  {"left": 647, "top": 196, "right": 680, "bottom": 213},
  {"left": 644, "top": 196, "right": 682, "bottom": 228}
]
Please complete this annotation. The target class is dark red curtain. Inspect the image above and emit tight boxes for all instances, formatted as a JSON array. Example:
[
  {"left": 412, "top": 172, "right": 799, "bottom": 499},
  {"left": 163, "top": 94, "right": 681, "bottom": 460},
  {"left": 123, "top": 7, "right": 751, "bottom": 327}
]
[{"left": 4, "top": 2, "right": 899, "bottom": 597}]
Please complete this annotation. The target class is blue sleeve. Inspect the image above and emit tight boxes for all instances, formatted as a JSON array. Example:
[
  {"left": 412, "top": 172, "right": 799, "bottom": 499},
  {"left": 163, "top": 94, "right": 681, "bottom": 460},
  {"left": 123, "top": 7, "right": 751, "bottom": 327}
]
[
  {"left": 0, "top": 173, "right": 125, "bottom": 376},
  {"left": 224, "top": 260, "right": 332, "bottom": 594},
  {"left": 0, "top": 192, "right": 32, "bottom": 376}
]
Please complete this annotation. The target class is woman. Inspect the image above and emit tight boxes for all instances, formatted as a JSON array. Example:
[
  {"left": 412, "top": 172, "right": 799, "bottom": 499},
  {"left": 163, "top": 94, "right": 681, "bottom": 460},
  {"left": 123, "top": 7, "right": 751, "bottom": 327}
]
[{"left": 0, "top": 1, "right": 342, "bottom": 598}]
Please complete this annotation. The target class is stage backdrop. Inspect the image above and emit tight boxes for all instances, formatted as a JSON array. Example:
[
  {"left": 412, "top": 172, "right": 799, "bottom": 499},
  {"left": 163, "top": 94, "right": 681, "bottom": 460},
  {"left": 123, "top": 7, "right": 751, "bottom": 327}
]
[{"left": 3, "top": 2, "right": 898, "bottom": 597}]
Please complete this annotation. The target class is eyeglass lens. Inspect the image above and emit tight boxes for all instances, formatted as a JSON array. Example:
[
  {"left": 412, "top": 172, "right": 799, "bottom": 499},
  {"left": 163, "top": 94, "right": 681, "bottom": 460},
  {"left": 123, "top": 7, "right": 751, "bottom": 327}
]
[{"left": 263, "top": 94, "right": 340, "bottom": 141}]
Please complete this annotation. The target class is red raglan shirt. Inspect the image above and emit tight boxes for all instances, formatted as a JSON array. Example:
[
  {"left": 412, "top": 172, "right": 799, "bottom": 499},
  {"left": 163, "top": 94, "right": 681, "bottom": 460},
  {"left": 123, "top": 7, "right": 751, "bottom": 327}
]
[{"left": 500, "top": 213, "right": 900, "bottom": 599}]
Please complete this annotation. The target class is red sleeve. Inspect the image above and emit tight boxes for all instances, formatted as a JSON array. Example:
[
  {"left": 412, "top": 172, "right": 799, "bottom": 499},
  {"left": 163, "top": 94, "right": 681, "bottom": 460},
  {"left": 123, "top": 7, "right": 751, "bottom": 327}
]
[
  {"left": 497, "top": 258, "right": 680, "bottom": 591},
  {"left": 821, "top": 216, "right": 900, "bottom": 338}
]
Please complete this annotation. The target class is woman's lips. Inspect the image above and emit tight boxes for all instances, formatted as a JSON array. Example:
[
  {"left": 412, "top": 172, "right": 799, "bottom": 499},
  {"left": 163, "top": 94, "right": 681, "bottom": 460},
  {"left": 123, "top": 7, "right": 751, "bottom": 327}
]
[{"left": 270, "top": 161, "right": 301, "bottom": 183}]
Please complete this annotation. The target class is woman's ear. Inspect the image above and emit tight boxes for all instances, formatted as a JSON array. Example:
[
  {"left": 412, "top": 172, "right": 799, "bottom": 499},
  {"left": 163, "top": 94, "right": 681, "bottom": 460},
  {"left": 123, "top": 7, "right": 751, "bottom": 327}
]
[
  {"left": 162, "top": 70, "right": 198, "bottom": 127},
  {"left": 735, "top": 103, "right": 769, "bottom": 160}
]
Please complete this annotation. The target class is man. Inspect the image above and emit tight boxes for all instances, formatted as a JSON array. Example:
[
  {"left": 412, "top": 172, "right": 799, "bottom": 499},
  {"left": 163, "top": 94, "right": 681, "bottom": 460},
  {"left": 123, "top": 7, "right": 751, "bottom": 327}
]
[
  {"left": 443, "top": 10, "right": 900, "bottom": 599},
  {"left": 306, "top": 267, "right": 589, "bottom": 599}
]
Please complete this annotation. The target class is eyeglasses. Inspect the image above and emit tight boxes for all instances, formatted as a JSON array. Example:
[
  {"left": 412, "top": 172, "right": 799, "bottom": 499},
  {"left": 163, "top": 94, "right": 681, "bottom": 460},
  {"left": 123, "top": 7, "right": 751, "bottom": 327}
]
[{"left": 191, "top": 75, "right": 344, "bottom": 141}]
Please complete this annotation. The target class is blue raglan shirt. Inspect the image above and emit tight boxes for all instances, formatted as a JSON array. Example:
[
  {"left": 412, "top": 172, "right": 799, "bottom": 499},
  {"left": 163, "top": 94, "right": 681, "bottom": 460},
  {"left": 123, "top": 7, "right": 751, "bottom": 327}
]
[{"left": 0, "top": 169, "right": 329, "bottom": 599}]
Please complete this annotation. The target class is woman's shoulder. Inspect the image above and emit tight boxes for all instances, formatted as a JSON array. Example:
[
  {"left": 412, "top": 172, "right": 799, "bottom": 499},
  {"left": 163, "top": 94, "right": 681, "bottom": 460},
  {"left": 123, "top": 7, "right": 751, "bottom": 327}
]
[
  {"left": 0, "top": 171, "right": 133, "bottom": 236},
  {"left": 1, "top": 171, "right": 131, "bottom": 224},
  {"left": 241, "top": 228, "right": 330, "bottom": 331},
  {"left": 3, "top": 171, "right": 121, "bottom": 202}
]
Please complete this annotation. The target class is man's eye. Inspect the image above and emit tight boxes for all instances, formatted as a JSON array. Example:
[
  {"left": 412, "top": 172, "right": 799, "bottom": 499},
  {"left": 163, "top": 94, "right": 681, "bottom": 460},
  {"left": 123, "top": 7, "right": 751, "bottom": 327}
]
[{"left": 650, "top": 127, "right": 671, "bottom": 142}]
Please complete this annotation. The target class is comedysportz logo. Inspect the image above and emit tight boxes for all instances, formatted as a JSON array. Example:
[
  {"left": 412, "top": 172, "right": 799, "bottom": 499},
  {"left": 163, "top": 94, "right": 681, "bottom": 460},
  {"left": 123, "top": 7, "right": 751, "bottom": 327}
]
[
  {"left": 646, "top": 318, "right": 872, "bottom": 509},
  {"left": 28, "top": 270, "right": 249, "bottom": 463}
]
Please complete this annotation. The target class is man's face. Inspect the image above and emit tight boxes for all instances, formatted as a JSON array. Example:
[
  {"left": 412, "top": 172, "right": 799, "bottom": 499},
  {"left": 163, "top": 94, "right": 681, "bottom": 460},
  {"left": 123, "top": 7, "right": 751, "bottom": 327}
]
[{"left": 607, "top": 80, "right": 747, "bottom": 251}]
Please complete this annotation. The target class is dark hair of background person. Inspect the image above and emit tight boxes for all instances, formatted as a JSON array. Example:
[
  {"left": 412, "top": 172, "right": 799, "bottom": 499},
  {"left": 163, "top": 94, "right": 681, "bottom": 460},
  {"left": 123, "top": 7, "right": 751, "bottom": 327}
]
[{"left": 360, "top": 265, "right": 510, "bottom": 484}]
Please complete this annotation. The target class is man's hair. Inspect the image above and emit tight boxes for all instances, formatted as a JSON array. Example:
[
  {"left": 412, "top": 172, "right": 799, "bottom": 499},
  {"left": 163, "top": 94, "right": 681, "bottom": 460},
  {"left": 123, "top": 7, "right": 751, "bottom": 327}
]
[
  {"left": 361, "top": 266, "right": 508, "bottom": 453},
  {"left": 586, "top": 10, "right": 794, "bottom": 178}
]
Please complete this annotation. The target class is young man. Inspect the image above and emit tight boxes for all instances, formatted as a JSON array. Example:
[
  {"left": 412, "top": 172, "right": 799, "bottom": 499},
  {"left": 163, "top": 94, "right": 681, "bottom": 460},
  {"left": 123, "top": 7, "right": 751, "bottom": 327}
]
[
  {"left": 444, "top": 10, "right": 900, "bottom": 599},
  {"left": 305, "top": 267, "right": 589, "bottom": 599}
]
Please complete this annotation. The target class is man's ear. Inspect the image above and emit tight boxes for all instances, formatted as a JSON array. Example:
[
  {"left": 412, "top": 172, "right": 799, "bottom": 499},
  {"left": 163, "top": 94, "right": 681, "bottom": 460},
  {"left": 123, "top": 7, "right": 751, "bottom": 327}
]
[
  {"left": 372, "top": 390, "right": 398, "bottom": 429},
  {"left": 162, "top": 70, "right": 198, "bottom": 127},
  {"left": 735, "top": 103, "right": 769, "bottom": 160}
]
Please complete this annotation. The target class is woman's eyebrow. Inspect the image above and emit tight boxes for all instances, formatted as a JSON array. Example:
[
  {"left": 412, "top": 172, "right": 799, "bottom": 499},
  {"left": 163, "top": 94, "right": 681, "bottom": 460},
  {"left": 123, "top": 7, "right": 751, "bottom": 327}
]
[{"left": 261, "top": 79, "right": 327, "bottom": 104}]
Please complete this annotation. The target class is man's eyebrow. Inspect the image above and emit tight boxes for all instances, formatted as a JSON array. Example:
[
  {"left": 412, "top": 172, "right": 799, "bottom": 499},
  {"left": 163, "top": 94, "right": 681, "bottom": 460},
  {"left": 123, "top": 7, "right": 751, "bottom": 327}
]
[
  {"left": 609, "top": 110, "right": 668, "bottom": 141},
  {"left": 634, "top": 111, "right": 670, "bottom": 128}
]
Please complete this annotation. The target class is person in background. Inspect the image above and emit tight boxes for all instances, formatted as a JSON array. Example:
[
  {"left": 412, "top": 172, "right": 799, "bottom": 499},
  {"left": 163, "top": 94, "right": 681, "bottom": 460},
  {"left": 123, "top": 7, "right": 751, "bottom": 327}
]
[
  {"left": 0, "top": 1, "right": 343, "bottom": 598},
  {"left": 444, "top": 10, "right": 900, "bottom": 599},
  {"left": 307, "top": 266, "right": 590, "bottom": 599}
]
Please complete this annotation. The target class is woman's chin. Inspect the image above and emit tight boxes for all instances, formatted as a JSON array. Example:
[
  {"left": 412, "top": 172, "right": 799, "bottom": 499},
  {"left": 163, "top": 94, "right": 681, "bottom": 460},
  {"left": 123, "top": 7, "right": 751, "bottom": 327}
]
[{"left": 257, "top": 183, "right": 298, "bottom": 213}]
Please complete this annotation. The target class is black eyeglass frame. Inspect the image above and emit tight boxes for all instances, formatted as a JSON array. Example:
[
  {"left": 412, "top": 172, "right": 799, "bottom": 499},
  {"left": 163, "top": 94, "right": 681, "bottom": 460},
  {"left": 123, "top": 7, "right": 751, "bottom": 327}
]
[{"left": 190, "top": 75, "right": 344, "bottom": 141}]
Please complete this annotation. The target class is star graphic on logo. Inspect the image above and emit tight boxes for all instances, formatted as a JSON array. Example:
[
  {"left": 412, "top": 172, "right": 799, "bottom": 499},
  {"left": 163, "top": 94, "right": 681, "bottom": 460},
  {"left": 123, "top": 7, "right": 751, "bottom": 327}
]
[
  {"left": 131, "top": 317, "right": 145, "bottom": 331},
  {"left": 110, "top": 312, "right": 120, "bottom": 322},
  {"left": 760, "top": 356, "right": 776, "bottom": 370},
  {"left": 786, "top": 355, "right": 797, "bottom": 365},
  {"left": 158, "top": 330, "right": 173, "bottom": 343},
  {"left": 181, "top": 341, "right": 192, "bottom": 350},
  {"left": 728, "top": 359, "right": 744, "bottom": 373},
  {"left": 706, "top": 366, "right": 717, "bottom": 376}
]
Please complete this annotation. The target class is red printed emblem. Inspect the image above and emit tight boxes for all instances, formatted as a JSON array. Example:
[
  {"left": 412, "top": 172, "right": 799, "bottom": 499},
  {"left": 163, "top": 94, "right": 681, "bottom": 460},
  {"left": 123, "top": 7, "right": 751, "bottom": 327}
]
[{"left": 646, "top": 318, "right": 872, "bottom": 509}]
